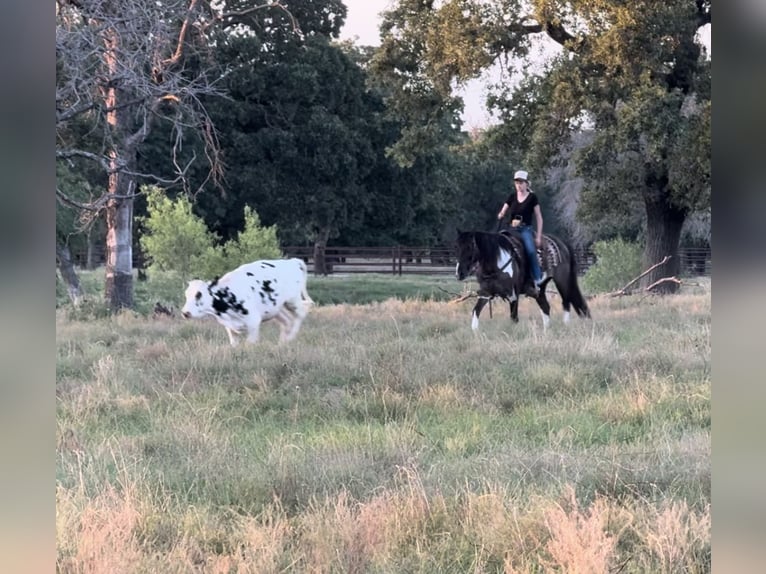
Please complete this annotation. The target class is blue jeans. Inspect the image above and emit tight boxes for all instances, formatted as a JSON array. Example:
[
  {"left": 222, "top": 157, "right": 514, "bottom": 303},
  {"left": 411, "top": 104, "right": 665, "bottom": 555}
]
[{"left": 518, "top": 225, "right": 542, "bottom": 283}]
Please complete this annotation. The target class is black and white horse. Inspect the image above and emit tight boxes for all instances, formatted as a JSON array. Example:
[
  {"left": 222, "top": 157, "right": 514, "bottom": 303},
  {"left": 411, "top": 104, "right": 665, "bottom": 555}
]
[{"left": 455, "top": 229, "right": 590, "bottom": 331}]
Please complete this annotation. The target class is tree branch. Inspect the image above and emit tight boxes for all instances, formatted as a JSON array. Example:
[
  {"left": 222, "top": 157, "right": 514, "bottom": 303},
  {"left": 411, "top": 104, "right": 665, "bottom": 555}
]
[
  {"left": 56, "top": 100, "right": 98, "bottom": 123},
  {"left": 216, "top": 1, "right": 300, "bottom": 35},
  {"left": 56, "top": 187, "right": 130, "bottom": 212},
  {"left": 609, "top": 256, "right": 672, "bottom": 296},
  {"left": 163, "top": 0, "right": 200, "bottom": 69},
  {"left": 450, "top": 291, "right": 479, "bottom": 304},
  {"left": 503, "top": 14, "right": 583, "bottom": 53},
  {"left": 56, "top": 149, "right": 112, "bottom": 172},
  {"left": 644, "top": 276, "right": 682, "bottom": 292}
]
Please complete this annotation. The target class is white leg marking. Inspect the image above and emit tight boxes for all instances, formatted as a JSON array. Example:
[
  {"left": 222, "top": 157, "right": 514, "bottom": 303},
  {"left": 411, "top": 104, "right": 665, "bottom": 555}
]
[
  {"left": 540, "top": 310, "right": 550, "bottom": 330},
  {"left": 471, "top": 312, "right": 479, "bottom": 331},
  {"left": 563, "top": 310, "right": 571, "bottom": 324},
  {"left": 226, "top": 327, "right": 240, "bottom": 347}
]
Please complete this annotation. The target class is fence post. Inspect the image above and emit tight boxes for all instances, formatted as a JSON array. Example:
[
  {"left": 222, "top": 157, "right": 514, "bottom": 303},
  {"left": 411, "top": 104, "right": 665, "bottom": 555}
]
[{"left": 392, "top": 246, "right": 397, "bottom": 275}]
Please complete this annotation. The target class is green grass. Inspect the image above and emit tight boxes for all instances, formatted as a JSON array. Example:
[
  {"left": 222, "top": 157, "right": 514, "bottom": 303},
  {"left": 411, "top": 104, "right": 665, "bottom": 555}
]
[
  {"left": 56, "top": 274, "right": 710, "bottom": 573},
  {"left": 57, "top": 268, "right": 465, "bottom": 313}
]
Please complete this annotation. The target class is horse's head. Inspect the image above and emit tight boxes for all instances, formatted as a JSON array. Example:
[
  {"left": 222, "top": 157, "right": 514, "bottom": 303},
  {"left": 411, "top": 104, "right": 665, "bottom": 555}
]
[{"left": 455, "top": 230, "right": 478, "bottom": 281}]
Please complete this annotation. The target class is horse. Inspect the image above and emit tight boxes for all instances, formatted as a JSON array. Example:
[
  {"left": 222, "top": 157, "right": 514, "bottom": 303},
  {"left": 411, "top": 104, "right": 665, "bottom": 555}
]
[{"left": 455, "top": 229, "right": 590, "bottom": 331}]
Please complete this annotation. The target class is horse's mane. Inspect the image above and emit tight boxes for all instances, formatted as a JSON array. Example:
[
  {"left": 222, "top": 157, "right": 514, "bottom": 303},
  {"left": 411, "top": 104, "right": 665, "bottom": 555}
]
[{"left": 472, "top": 231, "right": 514, "bottom": 272}]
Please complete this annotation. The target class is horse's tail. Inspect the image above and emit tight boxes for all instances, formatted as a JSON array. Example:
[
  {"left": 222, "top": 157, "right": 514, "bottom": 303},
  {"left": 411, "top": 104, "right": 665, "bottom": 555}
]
[{"left": 566, "top": 242, "right": 590, "bottom": 318}]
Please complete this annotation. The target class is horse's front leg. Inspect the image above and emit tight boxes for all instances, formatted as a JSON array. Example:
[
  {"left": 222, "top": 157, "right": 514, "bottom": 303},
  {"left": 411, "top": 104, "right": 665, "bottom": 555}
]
[
  {"left": 510, "top": 299, "right": 519, "bottom": 323},
  {"left": 471, "top": 296, "right": 490, "bottom": 331}
]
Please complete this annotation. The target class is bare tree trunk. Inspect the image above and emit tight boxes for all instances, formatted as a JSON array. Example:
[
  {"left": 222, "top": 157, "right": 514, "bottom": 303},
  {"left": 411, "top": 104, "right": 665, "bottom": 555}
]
[
  {"left": 56, "top": 242, "right": 83, "bottom": 305},
  {"left": 105, "top": 168, "right": 135, "bottom": 309},
  {"left": 641, "top": 185, "right": 687, "bottom": 293},
  {"left": 313, "top": 226, "right": 331, "bottom": 276},
  {"left": 102, "top": 26, "right": 136, "bottom": 310}
]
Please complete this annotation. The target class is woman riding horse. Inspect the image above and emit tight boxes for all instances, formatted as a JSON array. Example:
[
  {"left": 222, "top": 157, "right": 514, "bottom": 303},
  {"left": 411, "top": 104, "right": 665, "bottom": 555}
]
[
  {"left": 455, "top": 229, "right": 590, "bottom": 331},
  {"left": 497, "top": 170, "right": 545, "bottom": 295}
]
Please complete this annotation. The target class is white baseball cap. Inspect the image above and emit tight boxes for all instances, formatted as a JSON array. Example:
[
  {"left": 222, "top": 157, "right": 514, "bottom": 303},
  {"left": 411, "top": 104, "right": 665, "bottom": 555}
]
[{"left": 514, "top": 170, "right": 529, "bottom": 181}]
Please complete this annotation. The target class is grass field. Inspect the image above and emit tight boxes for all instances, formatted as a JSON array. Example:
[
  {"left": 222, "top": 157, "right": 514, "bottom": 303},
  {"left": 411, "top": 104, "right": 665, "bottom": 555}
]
[{"left": 56, "top": 272, "right": 710, "bottom": 572}]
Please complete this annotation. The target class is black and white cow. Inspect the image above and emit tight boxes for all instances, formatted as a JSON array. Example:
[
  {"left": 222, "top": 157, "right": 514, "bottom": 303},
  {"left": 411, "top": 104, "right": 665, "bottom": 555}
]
[{"left": 181, "top": 258, "right": 313, "bottom": 346}]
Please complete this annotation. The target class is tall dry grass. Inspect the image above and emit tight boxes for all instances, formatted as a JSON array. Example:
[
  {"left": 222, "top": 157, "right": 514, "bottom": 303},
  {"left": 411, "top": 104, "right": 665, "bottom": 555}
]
[{"left": 56, "top": 281, "right": 711, "bottom": 572}]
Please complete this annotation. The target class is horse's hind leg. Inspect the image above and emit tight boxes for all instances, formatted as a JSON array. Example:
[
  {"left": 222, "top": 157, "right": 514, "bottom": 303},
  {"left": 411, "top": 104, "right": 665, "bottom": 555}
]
[
  {"left": 554, "top": 278, "right": 572, "bottom": 324},
  {"left": 536, "top": 285, "right": 551, "bottom": 330},
  {"left": 471, "top": 297, "right": 489, "bottom": 331}
]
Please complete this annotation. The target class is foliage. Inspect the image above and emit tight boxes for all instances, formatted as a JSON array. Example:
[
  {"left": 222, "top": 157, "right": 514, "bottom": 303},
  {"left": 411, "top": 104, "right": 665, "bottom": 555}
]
[
  {"left": 220, "top": 206, "right": 282, "bottom": 272},
  {"left": 138, "top": 186, "right": 219, "bottom": 281},
  {"left": 138, "top": 187, "right": 281, "bottom": 281},
  {"left": 582, "top": 238, "right": 643, "bottom": 294},
  {"left": 374, "top": 0, "right": 711, "bottom": 291},
  {"left": 56, "top": 0, "right": 233, "bottom": 308},
  {"left": 188, "top": 35, "right": 382, "bottom": 249},
  {"left": 370, "top": 0, "right": 493, "bottom": 165}
]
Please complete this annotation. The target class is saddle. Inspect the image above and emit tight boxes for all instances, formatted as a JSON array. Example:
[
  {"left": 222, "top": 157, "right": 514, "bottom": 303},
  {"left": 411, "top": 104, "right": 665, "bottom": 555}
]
[
  {"left": 499, "top": 229, "right": 544, "bottom": 288},
  {"left": 499, "top": 227, "right": 561, "bottom": 276}
]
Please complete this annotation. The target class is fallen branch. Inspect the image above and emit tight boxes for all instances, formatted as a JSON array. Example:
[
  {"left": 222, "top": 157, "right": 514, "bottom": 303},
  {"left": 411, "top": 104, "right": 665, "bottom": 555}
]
[
  {"left": 644, "top": 276, "right": 682, "bottom": 292},
  {"left": 437, "top": 286, "right": 478, "bottom": 303},
  {"left": 609, "top": 256, "right": 671, "bottom": 297},
  {"left": 450, "top": 291, "right": 479, "bottom": 304}
]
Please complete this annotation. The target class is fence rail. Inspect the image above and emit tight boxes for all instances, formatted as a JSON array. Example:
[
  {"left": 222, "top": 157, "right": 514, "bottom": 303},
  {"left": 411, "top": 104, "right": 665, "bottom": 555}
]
[{"left": 71, "top": 245, "right": 711, "bottom": 277}]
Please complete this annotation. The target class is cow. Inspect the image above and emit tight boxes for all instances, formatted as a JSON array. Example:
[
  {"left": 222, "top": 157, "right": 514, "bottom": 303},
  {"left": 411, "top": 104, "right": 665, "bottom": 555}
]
[{"left": 181, "top": 258, "right": 313, "bottom": 346}]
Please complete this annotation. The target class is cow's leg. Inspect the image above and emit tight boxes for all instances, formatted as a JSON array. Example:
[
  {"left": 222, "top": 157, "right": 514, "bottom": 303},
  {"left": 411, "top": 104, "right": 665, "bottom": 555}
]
[
  {"left": 471, "top": 297, "right": 490, "bottom": 331},
  {"left": 282, "top": 298, "right": 307, "bottom": 341},
  {"left": 274, "top": 310, "right": 295, "bottom": 343},
  {"left": 244, "top": 318, "right": 262, "bottom": 344}
]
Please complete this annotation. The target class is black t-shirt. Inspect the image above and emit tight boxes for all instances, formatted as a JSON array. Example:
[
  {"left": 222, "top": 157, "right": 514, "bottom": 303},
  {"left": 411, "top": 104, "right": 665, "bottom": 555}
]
[{"left": 504, "top": 191, "right": 539, "bottom": 226}]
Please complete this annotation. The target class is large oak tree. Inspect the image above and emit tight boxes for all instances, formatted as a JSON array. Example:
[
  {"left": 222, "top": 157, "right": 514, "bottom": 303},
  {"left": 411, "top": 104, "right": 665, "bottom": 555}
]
[{"left": 373, "top": 0, "right": 711, "bottom": 291}]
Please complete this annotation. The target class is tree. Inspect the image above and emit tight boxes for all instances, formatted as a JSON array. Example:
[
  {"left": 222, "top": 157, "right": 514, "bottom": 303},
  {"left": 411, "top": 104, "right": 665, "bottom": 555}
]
[
  {"left": 193, "top": 34, "right": 382, "bottom": 273},
  {"left": 56, "top": 161, "right": 100, "bottom": 304},
  {"left": 374, "top": 0, "right": 711, "bottom": 292},
  {"left": 55, "top": 0, "right": 303, "bottom": 309},
  {"left": 56, "top": 0, "right": 219, "bottom": 308}
]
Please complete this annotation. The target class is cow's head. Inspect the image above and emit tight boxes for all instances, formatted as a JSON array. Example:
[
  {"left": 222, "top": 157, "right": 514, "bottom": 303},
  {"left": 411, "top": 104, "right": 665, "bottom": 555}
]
[{"left": 181, "top": 280, "right": 213, "bottom": 318}]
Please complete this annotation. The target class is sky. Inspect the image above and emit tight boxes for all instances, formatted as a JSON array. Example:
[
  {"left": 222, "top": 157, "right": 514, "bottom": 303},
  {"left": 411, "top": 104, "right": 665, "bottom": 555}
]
[
  {"left": 338, "top": 0, "right": 500, "bottom": 128},
  {"left": 338, "top": 1, "right": 711, "bottom": 130}
]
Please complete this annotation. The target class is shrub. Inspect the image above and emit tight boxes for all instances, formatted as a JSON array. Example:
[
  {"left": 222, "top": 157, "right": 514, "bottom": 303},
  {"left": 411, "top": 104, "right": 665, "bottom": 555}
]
[
  {"left": 139, "top": 187, "right": 281, "bottom": 280},
  {"left": 222, "top": 206, "right": 282, "bottom": 270},
  {"left": 138, "top": 186, "right": 218, "bottom": 281},
  {"left": 581, "top": 238, "right": 642, "bottom": 294}
]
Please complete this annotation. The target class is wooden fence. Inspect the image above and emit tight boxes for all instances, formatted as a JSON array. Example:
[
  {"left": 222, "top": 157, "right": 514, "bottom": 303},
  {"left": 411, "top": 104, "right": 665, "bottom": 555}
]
[
  {"left": 281, "top": 245, "right": 711, "bottom": 277},
  {"left": 71, "top": 245, "right": 711, "bottom": 277}
]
